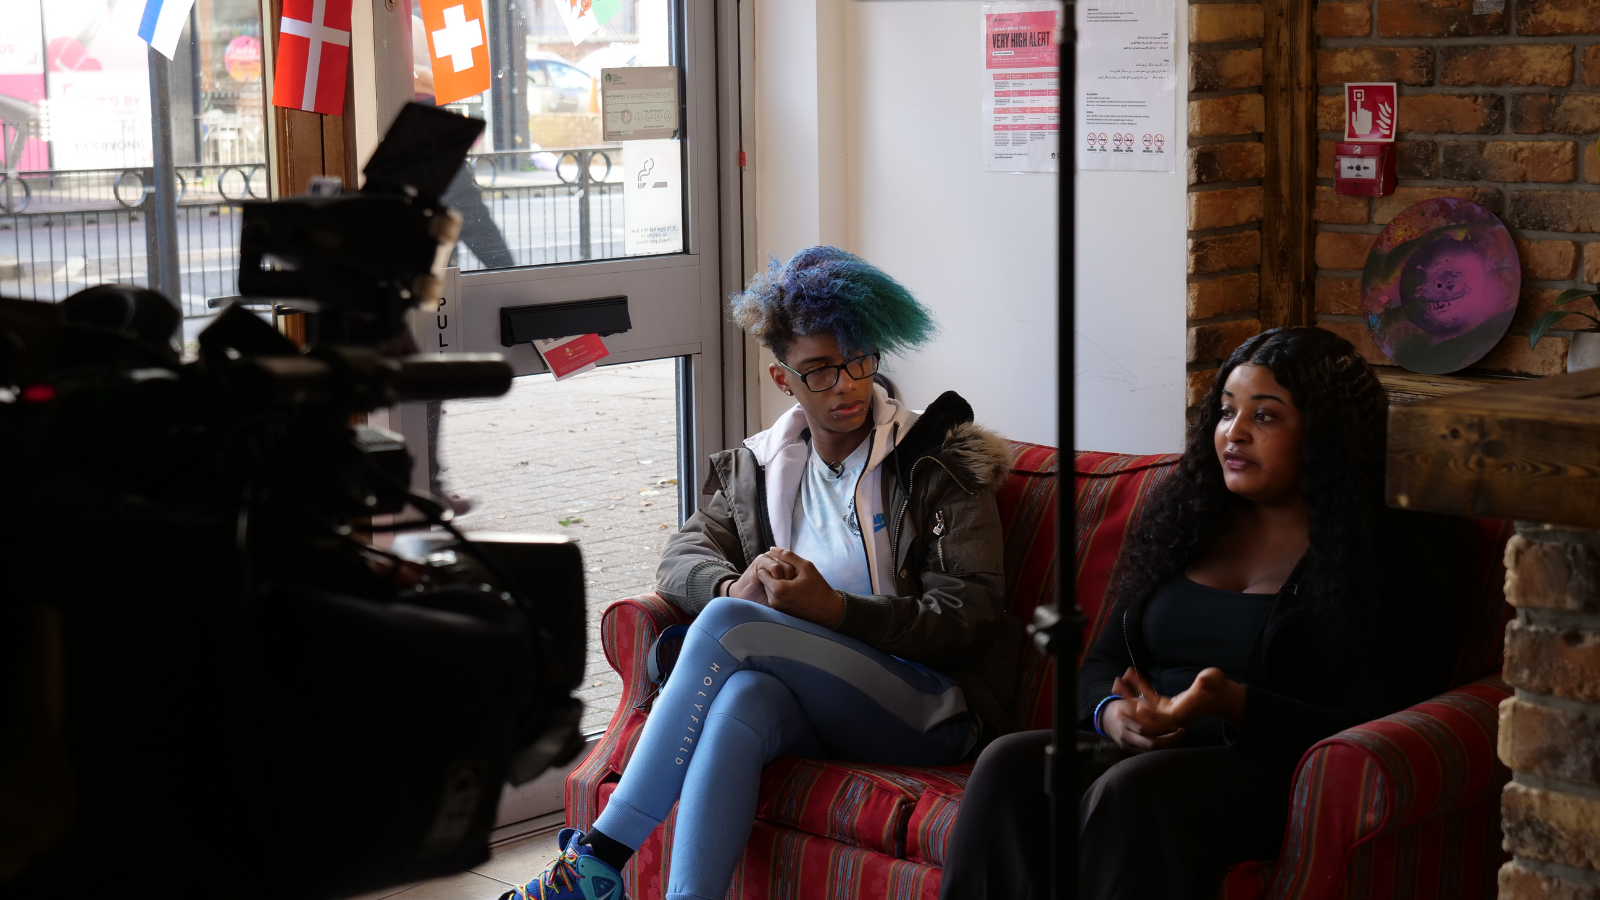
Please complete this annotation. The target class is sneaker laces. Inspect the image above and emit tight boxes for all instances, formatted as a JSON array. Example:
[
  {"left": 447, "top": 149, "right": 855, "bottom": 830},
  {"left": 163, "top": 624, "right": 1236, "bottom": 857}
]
[{"left": 526, "top": 841, "right": 583, "bottom": 900}]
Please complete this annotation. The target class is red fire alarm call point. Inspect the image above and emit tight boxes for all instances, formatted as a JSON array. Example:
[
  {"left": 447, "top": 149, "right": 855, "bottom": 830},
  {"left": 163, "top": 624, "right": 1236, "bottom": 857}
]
[{"left": 1336, "top": 82, "right": 1397, "bottom": 198}]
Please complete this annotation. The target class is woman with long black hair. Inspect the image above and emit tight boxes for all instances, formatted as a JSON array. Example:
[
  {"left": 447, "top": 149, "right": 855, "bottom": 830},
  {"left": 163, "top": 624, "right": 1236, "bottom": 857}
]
[{"left": 938, "top": 326, "right": 1472, "bottom": 900}]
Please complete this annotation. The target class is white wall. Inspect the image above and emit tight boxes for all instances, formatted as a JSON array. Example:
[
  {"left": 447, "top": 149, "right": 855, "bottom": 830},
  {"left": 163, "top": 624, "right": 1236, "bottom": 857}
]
[{"left": 747, "top": 0, "right": 1187, "bottom": 453}]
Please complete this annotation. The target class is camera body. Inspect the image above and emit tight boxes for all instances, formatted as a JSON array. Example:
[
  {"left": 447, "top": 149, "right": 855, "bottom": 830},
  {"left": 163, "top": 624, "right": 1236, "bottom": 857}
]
[{"left": 0, "top": 105, "right": 586, "bottom": 897}]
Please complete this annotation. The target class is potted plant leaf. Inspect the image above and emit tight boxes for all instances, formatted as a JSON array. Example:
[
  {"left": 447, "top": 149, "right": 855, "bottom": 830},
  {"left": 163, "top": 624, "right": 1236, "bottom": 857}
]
[{"left": 1529, "top": 288, "right": 1600, "bottom": 372}]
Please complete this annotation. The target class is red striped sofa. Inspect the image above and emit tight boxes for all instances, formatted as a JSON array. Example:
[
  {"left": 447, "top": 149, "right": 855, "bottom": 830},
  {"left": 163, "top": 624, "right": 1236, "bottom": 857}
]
[{"left": 564, "top": 446, "right": 1514, "bottom": 899}]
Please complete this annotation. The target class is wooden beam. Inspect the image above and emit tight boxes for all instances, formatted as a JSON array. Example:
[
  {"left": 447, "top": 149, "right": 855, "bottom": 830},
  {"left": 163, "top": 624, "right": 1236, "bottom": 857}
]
[
  {"left": 1259, "top": 0, "right": 1316, "bottom": 328},
  {"left": 1387, "top": 368, "right": 1600, "bottom": 529},
  {"left": 1377, "top": 369, "right": 1528, "bottom": 404}
]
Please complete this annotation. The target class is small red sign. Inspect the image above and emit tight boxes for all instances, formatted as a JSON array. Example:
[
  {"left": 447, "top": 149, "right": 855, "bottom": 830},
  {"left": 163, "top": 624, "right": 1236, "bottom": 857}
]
[
  {"left": 534, "top": 333, "right": 609, "bottom": 380},
  {"left": 1344, "top": 82, "right": 1397, "bottom": 143}
]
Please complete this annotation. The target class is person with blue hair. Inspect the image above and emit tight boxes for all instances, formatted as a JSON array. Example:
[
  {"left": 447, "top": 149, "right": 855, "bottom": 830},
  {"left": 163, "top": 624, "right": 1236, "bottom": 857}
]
[{"left": 507, "top": 247, "right": 1023, "bottom": 900}]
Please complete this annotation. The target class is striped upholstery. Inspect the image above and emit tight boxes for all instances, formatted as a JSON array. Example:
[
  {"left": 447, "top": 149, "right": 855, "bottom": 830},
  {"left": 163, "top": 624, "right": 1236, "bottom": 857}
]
[
  {"left": 1220, "top": 520, "right": 1515, "bottom": 900},
  {"left": 1221, "top": 677, "right": 1512, "bottom": 900},
  {"left": 565, "top": 446, "right": 1515, "bottom": 900}
]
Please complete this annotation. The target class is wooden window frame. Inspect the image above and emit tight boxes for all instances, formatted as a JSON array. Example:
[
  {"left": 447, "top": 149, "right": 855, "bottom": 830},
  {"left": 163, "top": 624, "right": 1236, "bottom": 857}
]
[{"left": 261, "top": 0, "right": 360, "bottom": 197}]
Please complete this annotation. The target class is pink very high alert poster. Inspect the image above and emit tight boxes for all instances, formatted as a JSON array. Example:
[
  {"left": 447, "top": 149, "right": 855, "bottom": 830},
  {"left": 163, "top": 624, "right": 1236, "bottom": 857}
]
[{"left": 983, "top": 3, "right": 1060, "bottom": 173}]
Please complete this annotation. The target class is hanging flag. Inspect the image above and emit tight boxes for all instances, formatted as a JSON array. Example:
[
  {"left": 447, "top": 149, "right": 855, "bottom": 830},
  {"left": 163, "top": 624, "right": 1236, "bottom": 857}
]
[
  {"left": 271, "top": 0, "right": 352, "bottom": 115},
  {"left": 554, "top": 0, "right": 621, "bottom": 46},
  {"left": 417, "top": 0, "right": 490, "bottom": 106},
  {"left": 137, "top": 0, "right": 199, "bottom": 59}
]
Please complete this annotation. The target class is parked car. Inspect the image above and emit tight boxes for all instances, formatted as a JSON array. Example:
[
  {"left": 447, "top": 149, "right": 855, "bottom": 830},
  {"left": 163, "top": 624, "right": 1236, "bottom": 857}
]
[
  {"left": 576, "top": 43, "right": 639, "bottom": 78},
  {"left": 527, "top": 52, "right": 597, "bottom": 115}
]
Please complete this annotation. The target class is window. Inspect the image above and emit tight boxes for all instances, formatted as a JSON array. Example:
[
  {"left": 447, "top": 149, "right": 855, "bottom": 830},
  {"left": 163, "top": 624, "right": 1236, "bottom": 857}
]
[
  {"left": 409, "top": 0, "right": 682, "bottom": 272},
  {"left": 0, "top": 0, "right": 270, "bottom": 350}
]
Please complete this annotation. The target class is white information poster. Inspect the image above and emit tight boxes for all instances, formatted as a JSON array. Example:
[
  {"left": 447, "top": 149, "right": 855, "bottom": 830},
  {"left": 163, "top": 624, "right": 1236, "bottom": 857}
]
[
  {"left": 623, "top": 140, "right": 683, "bottom": 256},
  {"left": 982, "top": 1, "right": 1060, "bottom": 173},
  {"left": 601, "top": 66, "right": 679, "bottom": 142},
  {"left": 1077, "top": 0, "right": 1177, "bottom": 173}
]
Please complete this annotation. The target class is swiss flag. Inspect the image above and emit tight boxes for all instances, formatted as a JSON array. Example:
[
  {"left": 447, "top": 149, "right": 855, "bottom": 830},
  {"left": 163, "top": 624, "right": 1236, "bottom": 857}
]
[
  {"left": 419, "top": 0, "right": 491, "bottom": 107},
  {"left": 272, "top": 0, "right": 352, "bottom": 115}
]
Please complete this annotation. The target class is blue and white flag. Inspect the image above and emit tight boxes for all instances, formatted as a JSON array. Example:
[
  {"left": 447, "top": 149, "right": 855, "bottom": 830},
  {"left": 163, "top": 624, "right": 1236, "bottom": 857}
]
[{"left": 137, "top": 0, "right": 198, "bottom": 59}]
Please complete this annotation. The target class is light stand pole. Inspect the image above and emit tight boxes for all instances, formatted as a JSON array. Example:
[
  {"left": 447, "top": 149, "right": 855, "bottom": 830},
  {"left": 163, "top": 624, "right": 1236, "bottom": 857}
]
[{"left": 1033, "top": 4, "right": 1079, "bottom": 899}]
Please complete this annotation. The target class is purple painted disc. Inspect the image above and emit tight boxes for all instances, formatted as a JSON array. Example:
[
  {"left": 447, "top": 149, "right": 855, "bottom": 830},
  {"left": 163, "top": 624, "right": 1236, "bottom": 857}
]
[{"left": 1361, "top": 197, "right": 1519, "bottom": 375}]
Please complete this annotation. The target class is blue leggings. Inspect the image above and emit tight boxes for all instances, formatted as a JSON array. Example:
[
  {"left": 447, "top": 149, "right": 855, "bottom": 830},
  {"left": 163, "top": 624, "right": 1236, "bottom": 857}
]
[{"left": 591, "top": 597, "right": 972, "bottom": 900}]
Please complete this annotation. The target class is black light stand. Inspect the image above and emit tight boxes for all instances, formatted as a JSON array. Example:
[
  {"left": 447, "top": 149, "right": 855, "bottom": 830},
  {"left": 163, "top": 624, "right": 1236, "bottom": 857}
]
[{"left": 1031, "top": 4, "right": 1080, "bottom": 899}]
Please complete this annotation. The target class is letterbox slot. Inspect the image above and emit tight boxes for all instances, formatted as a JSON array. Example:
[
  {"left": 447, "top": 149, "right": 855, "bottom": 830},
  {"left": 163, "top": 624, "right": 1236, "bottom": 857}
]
[{"left": 499, "top": 296, "right": 632, "bottom": 347}]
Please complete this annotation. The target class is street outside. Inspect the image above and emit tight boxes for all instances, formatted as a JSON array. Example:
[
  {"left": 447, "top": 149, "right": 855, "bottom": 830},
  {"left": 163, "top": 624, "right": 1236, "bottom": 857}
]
[{"left": 436, "top": 359, "right": 680, "bottom": 734}]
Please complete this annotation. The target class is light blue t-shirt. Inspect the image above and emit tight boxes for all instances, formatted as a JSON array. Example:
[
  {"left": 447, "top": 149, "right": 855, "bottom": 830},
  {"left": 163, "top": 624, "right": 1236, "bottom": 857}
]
[{"left": 790, "top": 437, "right": 874, "bottom": 596}]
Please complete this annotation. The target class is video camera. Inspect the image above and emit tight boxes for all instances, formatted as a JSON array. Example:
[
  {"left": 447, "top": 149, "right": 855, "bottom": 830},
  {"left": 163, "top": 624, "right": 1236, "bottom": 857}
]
[{"left": 0, "top": 104, "right": 587, "bottom": 898}]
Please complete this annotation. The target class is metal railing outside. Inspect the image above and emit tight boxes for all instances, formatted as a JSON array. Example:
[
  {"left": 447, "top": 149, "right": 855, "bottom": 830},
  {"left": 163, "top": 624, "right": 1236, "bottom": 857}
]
[
  {"left": 0, "top": 148, "right": 628, "bottom": 318},
  {"left": 0, "top": 204, "right": 247, "bottom": 319},
  {"left": 0, "top": 163, "right": 269, "bottom": 215},
  {"left": 454, "top": 148, "right": 626, "bottom": 269}
]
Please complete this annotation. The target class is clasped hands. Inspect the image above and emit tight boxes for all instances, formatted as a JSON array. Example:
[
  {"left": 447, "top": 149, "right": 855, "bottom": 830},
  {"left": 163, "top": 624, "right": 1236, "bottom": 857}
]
[
  {"left": 719, "top": 547, "right": 846, "bottom": 627},
  {"left": 1100, "top": 666, "right": 1248, "bottom": 752}
]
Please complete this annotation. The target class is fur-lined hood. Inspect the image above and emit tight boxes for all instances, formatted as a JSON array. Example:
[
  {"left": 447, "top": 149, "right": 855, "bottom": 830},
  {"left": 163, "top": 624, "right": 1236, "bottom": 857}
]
[{"left": 891, "top": 391, "right": 1012, "bottom": 494}]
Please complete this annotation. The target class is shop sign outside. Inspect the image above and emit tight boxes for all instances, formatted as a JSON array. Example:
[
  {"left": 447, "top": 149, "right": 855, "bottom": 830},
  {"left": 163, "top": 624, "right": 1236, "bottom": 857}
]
[{"left": 40, "top": 0, "right": 155, "bottom": 169}]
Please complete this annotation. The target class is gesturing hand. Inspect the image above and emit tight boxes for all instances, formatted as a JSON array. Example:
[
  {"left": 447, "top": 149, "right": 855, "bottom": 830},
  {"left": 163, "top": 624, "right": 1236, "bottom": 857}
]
[
  {"left": 1102, "top": 666, "right": 1248, "bottom": 752},
  {"left": 755, "top": 547, "right": 846, "bottom": 627},
  {"left": 1099, "top": 669, "right": 1186, "bottom": 752},
  {"left": 723, "top": 552, "right": 796, "bottom": 606}
]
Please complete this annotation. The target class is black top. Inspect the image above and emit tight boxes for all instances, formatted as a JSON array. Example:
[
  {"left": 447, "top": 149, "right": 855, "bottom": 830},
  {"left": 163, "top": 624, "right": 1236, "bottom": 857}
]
[
  {"left": 1078, "top": 556, "right": 1454, "bottom": 765},
  {"left": 1142, "top": 576, "right": 1275, "bottom": 745}
]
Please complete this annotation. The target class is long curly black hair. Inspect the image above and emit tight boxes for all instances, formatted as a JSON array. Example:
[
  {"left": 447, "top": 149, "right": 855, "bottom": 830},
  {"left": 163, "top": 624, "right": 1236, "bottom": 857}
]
[{"left": 1112, "top": 326, "right": 1466, "bottom": 667}]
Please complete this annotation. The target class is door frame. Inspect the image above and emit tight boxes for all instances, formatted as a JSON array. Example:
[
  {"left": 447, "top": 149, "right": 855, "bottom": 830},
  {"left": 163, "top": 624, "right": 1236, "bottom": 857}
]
[{"left": 394, "top": 0, "right": 747, "bottom": 514}]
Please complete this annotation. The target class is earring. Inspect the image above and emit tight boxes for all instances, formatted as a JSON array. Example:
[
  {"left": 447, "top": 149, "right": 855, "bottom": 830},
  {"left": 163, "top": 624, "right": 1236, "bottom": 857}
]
[{"left": 785, "top": 390, "right": 793, "bottom": 395}]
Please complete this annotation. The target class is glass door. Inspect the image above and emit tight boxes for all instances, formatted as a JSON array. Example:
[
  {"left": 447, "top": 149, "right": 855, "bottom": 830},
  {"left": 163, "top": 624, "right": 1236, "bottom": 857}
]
[{"left": 383, "top": 0, "right": 730, "bottom": 778}]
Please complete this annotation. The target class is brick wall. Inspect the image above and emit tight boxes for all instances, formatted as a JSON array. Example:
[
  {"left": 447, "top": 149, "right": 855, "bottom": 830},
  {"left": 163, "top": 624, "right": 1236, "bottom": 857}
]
[
  {"left": 1499, "top": 524, "right": 1600, "bottom": 898},
  {"left": 1312, "top": 0, "right": 1600, "bottom": 379},
  {"left": 1187, "top": 1, "right": 1266, "bottom": 416}
]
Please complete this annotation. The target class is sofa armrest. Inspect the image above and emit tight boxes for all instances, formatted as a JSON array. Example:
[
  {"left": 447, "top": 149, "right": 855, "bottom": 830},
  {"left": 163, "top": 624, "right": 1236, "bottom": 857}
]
[
  {"left": 599, "top": 592, "right": 692, "bottom": 695},
  {"left": 564, "top": 593, "right": 691, "bottom": 830},
  {"left": 1264, "top": 677, "right": 1511, "bottom": 899}
]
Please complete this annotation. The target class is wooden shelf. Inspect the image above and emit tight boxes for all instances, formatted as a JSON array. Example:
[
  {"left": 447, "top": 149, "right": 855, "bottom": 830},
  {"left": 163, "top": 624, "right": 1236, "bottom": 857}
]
[
  {"left": 1377, "top": 367, "right": 1533, "bottom": 404},
  {"left": 1387, "top": 367, "right": 1600, "bottom": 529}
]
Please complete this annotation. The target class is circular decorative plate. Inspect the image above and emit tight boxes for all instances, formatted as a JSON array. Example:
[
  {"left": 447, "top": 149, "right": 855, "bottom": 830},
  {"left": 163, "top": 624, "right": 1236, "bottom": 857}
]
[{"left": 1361, "top": 197, "right": 1519, "bottom": 374}]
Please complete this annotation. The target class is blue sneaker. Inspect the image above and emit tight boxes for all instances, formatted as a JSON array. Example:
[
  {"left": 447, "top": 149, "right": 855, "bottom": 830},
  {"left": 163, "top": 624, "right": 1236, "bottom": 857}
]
[{"left": 500, "top": 829, "right": 627, "bottom": 900}]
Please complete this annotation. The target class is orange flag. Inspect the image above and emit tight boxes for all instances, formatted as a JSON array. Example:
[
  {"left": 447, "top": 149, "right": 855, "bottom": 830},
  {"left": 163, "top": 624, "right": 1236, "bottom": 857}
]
[{"left": 418, "top": 0, "right": 491, "bottom": 107}]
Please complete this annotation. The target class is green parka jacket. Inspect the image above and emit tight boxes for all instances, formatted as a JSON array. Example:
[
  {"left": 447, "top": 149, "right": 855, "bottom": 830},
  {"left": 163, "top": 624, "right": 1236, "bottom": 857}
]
[{"left": 654, "top": 389, "right": 1026, "bottom": 738}]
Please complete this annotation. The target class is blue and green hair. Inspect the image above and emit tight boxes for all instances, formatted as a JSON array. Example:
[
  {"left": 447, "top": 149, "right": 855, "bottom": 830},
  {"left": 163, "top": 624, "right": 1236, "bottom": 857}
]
[{"left": 729, "top": 246, "right": 937, "bottom": 363}]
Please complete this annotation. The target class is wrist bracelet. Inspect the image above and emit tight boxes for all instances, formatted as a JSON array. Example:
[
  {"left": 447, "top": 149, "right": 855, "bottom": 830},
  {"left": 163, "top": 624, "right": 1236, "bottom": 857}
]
[{"left": 1093, "top": 694, "right": 1125, "bottom": 737}]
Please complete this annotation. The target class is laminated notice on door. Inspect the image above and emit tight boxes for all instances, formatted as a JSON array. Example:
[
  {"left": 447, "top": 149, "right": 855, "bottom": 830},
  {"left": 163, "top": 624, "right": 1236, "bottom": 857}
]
[
  {"left": 601, "top": 66, "right": 679, "bottom": 141},
  {"left": 533, "top": 333, "right": 609, "bottom": 380}
]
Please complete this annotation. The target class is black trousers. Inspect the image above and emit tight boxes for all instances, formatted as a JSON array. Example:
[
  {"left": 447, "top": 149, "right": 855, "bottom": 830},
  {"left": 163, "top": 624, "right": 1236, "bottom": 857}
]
[{"left": 937, "top": 730, "right": 1294, "bottom": 900}]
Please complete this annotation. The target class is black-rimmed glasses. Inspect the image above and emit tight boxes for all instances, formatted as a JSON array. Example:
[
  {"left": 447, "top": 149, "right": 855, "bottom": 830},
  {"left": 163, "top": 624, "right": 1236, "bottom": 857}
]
[{"left": 780, "top": 352, "right": 881, "bottom": 392}]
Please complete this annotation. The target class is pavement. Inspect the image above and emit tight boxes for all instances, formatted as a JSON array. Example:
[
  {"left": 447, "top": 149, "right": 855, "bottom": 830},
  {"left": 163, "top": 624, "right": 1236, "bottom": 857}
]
[{"left": 436, "top": 359, "right": 681, "bottom": 734}]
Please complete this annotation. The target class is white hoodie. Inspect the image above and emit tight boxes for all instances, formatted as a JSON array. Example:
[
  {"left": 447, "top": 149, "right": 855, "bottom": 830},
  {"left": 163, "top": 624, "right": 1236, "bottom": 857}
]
[{"left": 739, "top": 383, "right": 919, "bottom": 596}]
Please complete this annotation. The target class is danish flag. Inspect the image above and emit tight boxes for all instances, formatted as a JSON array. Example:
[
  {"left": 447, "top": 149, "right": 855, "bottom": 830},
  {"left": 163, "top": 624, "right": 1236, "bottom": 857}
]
[{"left": 272, "top": 0, "right": 352, "bottom": 115}]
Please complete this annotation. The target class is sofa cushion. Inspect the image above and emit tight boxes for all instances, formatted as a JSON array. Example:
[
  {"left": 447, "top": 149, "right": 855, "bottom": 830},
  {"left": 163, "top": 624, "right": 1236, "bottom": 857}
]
[
  {"left": 754, "top": 756, "right": 970, "bottom": 859},
  {"left": 1072, "top": 451, "right": 1180, "bottom": 648},
  {"left": 996, "top": 441, "right": 1060, "bottom": 624},
  {"left": 904, "top": 788, "right": 962, "bottom": 867},
  {"left": 731, "top": 820, "right": 944, "bottom": 900}
]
